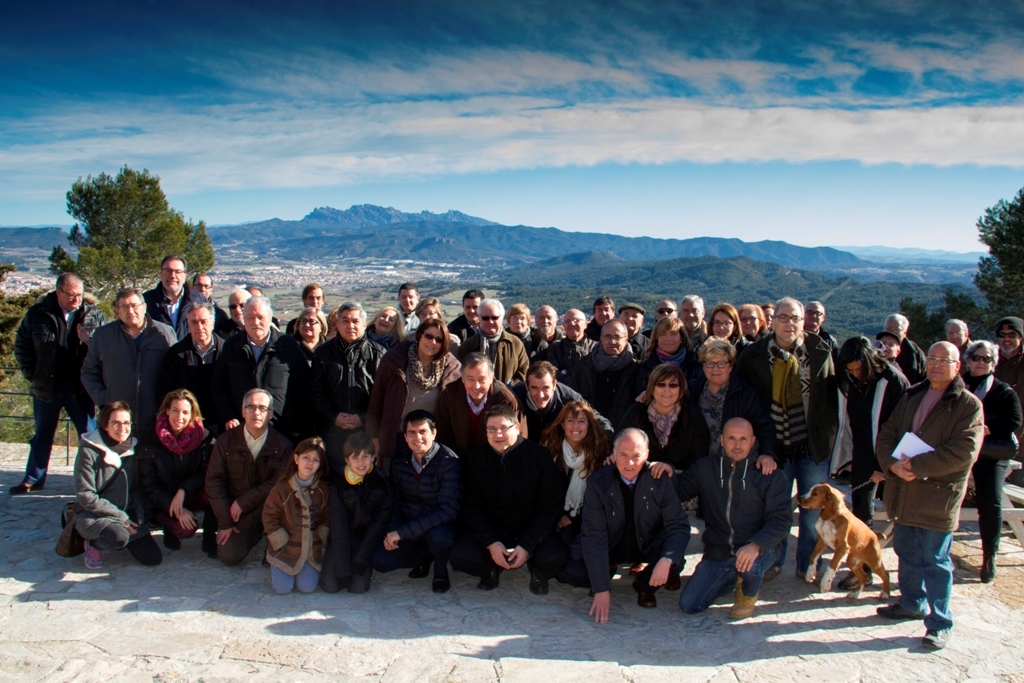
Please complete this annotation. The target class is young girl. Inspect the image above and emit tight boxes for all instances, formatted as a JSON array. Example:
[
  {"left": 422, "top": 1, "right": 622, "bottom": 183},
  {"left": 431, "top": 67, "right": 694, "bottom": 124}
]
[
  {"left": 262, "top": 437, "right": 331, "bottom": 594},
  {"left": 321, "top": 432, "right": 392, "bottom": 594}
]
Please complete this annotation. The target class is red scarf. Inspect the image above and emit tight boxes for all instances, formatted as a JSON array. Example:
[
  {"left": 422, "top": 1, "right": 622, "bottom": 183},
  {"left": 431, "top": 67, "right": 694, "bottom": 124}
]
[{"left": 155, "top": 414, "right": 206, "bottom": 455}]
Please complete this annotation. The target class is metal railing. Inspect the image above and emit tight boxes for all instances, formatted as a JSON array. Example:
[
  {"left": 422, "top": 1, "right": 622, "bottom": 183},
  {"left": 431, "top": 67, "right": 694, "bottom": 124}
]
[{"left": 0, "top": 366, "right": 75, "bottom": 465}]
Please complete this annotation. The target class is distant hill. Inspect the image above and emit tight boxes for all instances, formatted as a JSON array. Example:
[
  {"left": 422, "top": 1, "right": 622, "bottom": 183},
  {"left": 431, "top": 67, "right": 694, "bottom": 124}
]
[
  {"left": 836, "top": 245, "right": 985, "bottom": 264},
  {"left": 0, "top": 227, "right": 71, "bottom": 251}
]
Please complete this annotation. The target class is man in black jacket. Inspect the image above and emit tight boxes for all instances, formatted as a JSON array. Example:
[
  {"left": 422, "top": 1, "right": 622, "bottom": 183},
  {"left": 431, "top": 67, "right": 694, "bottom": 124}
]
[
  {"left": 211, "top": 296, "right": 311, "bottom": 441},
  {"left": 571, "top": 320, "right": 638, "bottom": 426},
  {"left": 584, "top": 296, "right": 616, "bottom": 342},
  {"left": 309, "top": 302, "right": 385, "bottom": 473},
  {"left": 192, "top": 273, "right": 232, "bottom": 335},
  {"left": 450, "top": 404, "right": 568, "bottom": 594},
  {"left": 542, "top": 308, "right": 595, "bottom": 385},
  {"left": 11, "top": 273, "right": 103, "bottom": 494},
  {"left": 556, "top": 428, "right": 690, "bottom": 622},
  {"left": 372, "top": 410, "right": 461, "bottom": 593},
  {"left": 884, "top": 313, "right": 927, "bottom": 385},
  {"left": 512, "top": 361, "right": 613, "bottom": 441},
  {"left": 158, "top": 302, "right": 224, "bottom": 433},
  {"left": 142, "top": 255, "right": 208, "bottom": 341},
  {"left": 446, "top": 289, "right": 483, "bottom": 345},
  {"left": 676, "top": 418, "right": 791, "bottom": 618}
]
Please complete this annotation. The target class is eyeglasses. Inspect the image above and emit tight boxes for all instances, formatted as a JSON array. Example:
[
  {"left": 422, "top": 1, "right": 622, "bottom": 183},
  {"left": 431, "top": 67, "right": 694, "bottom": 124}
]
[
  {"left": 654, "top": 381, "right": 681, "bottom": 389},
  {"left": 969, "top": 354, "right": 995, "bottom": 364},
  {"left": 805, "top": 310, "right": 824, "bottom": 317},
  {"left": 925, "top": 357, "right": 957, "bottom": 366},
  {"left": 298, "top": 318, "right": 320, "bottom": 326},
  {"left": 486, "top": 424, "right": 515, "bottom": 434},
  {"left": 656, "top": 308, "right": 676, "bottom": 315},
  {"left": 58, "top": 289, "right": 83, "bottom": 299},
  {"left": 480, "top": 316, "right": 500, "bottom": 322},
  {"left": 775, "top": 314, "right": 803, "bottom": 324},
  {"left": 703, "top": 360, "right": 731, "bottom": 369},
  {"left": 161, "top": 268, "right": 186, "bottom": 276},
  {"left": 116, "top": 302, "right": 145, "bottom": 311},
  {"left": 421, "top": 332, "right": 444, "bottom": 344},
  {"left": 243, "top": 404, "right": 271, "bottom": 413},
  {"left": 998, "top": 331, "right": 1020, "bottom": 339},
  {"left": 107, "top": 420, "right": 132, "bottom": 429},
  {"left": 601, "top": 334, "right": 626, "bottom": 341}
]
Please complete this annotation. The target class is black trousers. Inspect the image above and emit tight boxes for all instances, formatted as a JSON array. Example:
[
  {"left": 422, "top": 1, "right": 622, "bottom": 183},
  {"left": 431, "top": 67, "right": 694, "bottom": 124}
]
[
  {"left": 556, "top": 544, "right": 669, "bottom": 593},
  {"left": 372, "top": 523, "right": 456, "bottom": 578},
  {"left": 850, "top": 454, "right": 881, "bottom": 526},
  {"left": 973, "top": 458, "right": 1009, "bottom": 555},
  {"left": 450, "top": 531, "right": 569, "bottom": 580},
  {"left": 216, "top": 509, "right": 263, "bottom": 567}
]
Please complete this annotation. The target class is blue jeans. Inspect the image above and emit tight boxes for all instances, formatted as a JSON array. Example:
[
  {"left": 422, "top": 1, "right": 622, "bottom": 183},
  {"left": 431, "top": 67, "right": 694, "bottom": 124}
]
[
  {"left": 893, "top": 523, "right": 954, "bottom": 631},
  {"left": 777, "top": 453, "right": 830, "bottom": 573},
  {"left": 24, "top": 382, "right": 93, "bottom": 486},
  {"left": 679, "top": 548, "right": 777, "bottom": 614},
  {"left": 271, "top": 563, "right": 320, "bottom": 594}
]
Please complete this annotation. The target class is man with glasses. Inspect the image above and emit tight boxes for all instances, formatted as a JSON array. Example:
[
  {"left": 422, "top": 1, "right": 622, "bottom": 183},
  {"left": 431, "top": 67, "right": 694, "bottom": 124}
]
[
  {"left": 451, "top": 404, "right": 568, "bottom": 594},
  {"left": 945, "top": 319, "right": 971, "bottom": 357},
  {"left": 309, "top": 302, "right": 385, "bottom": 474},
  {"left": 875, "top": 342, "right": 984, "bottom": 650},
  {"left": 540, "top": 308, "right": 596, "bottom": 384},
  {"left": 11, "top": 273, "right": 104, "bottom": 494},
  {"left": 735, "top": 297, "right": 838, "bottom": 581},
  {"left": 994, "top": 317, "right": 1024, "bottom": 443},
  {"left": 456, "top": 298, "right": 529, "bottom": 385},
  {"left": 571, "top": 319, "right": 639, "bottom": 426},
  {"left": 884, "top": 313, "right": 927, "bottom": 385},
  {"left": 158, "top": 302, "right": 224, "bottom": 433},
  {"left": 644, "top": 299, "right": 678, "bottom": 339},
  {"left": 143, "top": 255, "right": 208, "bottom": 341},
  {"left": 680, "top": 295, "right": 708, "bottom": 349},
  {"left": 205, "top": 388, "right": 292, "bottom": 565},
  {"left": 219, "top": 288, "right": 251, "bottom": 337},
  {"left": 81, "top": 287, "right": 177, "bottom": 437},
  {"left": 192, "top": 273, "right": 232, "bottom": 335},
  {"left": 803, "top": 302, "right": 839, "bottom": 357}
]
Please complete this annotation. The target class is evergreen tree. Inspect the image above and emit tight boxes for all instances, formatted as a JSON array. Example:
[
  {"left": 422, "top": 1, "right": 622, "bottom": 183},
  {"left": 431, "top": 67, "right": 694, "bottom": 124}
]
[{"left": 975, "top": 187, "right": 1024, "bottom": 316}]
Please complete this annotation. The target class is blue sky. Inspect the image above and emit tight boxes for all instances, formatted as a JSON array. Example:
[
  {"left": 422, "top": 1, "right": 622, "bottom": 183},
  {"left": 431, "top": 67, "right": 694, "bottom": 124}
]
[{"left": 2, "top": 0, "right": 1024, "bottom": 250}]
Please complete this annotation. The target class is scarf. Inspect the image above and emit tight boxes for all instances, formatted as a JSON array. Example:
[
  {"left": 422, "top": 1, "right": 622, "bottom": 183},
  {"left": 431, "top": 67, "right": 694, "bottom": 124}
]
[
  {"left": 591, "top": 344, "right": 634, "bottom": 372},
  {"left": 700, "top": 381, "right": 728, "bottom": 456},
  {"left": 480, "top": 329, "right": 503, "bottom": 362},
  {"left": 344, "top": 462, "right": 374, "bottom": 486},
  {"left": 512, "top": 329, "right": 533, "bottom": 356},
  {"left": 408, "top": 343, "right": 445, "bottom": 391},
  {"left": 367, "top": 329, "right": 394, "bottom": 349},
  {"left": 562, "top": 439, "right": 589, "bottom": 517},
  {"left": 770, "top": 344, "right": 808, "bottom": 458},
  {"left": 966, "top": 373, "right": 994, "bottom": 402},
  {"left": 155, "top": 414, "right": 205, "bottom": 455},
  {"left": 648, "top": 403, "right": 680, "bottom": 447},
  {"left": 655, "top": 346, "right": 687, "bottom": 366}
]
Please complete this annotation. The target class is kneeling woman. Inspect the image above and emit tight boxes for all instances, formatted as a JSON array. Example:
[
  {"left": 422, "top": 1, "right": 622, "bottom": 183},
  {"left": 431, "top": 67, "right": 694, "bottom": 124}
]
[
  {"left": 321, "top": 433, "right": 392, "bottom": 593},
  {"left": 262, "top": 437, "right": 331, "bottom": 594},
  {"left": 74, "top": 401, "right": 162, "bottom": 569}
]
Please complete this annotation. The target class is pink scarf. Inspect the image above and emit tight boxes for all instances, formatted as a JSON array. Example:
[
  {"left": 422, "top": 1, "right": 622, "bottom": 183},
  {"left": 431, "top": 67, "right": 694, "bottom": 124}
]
[{"left": 155, "top": 413, "right": 205, "bottom": 455}]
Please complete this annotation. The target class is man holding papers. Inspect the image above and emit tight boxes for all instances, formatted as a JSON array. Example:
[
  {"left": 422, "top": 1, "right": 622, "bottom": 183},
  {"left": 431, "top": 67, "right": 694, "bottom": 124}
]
[{"left": 874, "top": 341, "right": 984, "bottom": 651}]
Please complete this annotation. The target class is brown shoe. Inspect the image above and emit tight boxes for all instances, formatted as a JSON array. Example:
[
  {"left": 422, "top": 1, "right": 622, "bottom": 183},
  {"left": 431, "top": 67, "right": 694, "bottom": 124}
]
[
  {"left": 9, "top": 482, "right": 44, "bottom": 495},
  {"left": 729, "top": 578, "right": 758, "bottom": 619},
  {"left": 664, "top": 569, "right": 681, "bottom": 591},
  {"left": 633, "top": 576, "right": 657, "bottom": 608}
]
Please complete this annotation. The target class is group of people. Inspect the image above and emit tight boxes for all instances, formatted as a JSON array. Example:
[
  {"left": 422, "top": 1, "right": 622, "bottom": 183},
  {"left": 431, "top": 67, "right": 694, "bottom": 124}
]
[{"left": 11, "top": 258, "right": 1024, "bottom": 650}]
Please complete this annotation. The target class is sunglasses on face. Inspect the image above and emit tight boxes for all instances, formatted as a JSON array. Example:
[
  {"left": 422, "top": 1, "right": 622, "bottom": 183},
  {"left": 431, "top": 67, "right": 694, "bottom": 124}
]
[
  {"left": 480, "top": 316, "right": 500, "bottom": 322},
  {"left": 421, "top": 332, "right": 444, "bottom": 344},
  {"left": 969, "top": 354, "right": 995, "bottom": 363},
  {"left": 654, "top": 382, "right": 680, "bottom": 389},
  {"left": 656, "top": 308, "right": 675, "bottom": 315}
]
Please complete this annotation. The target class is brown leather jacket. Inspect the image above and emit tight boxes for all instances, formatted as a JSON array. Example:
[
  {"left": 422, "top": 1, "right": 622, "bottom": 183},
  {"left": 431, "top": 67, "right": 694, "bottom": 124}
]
[{"left": 205, "top": 426, "right": 293, "bottom": 530}]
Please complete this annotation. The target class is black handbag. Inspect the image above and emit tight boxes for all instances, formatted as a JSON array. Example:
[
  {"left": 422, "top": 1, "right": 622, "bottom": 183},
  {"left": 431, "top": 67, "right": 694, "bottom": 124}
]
[
  {"left": 979, "top": 435, "right": 1019, "bottom": 461},
  {"left": 55, "top": 466, "right": 124, "bottom": 557}
]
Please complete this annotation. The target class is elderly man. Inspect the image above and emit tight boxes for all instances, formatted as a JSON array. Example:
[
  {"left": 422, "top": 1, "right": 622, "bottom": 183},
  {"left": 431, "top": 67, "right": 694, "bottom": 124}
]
[
  {"left": 158, "top": 302, "right": 224, "bottom": 431},
  {"left": 676, "top": 418, "right": 791, "bottom": 618},
  {"left": 884, "top": 314, "right": 927, "bottom": 384},
  {"left": 571, "top": 320, "right": 638, "bottom": 426},
  {"left": 192, "top": 273, "right": 232, "bottom": 335},
  {"left": 11, "top": 273, "right": 104, "bottom": 494},
  {"left": 585, "top": 296, "right": 616, "bottom": 342},
  {"left": 619, "top": 303, "right": 650, "bottom": 358},
  {"left": 875, "top": 342, "right": 984, "bottom": 650},
  {"left": 557, "top": 428, "right": 689, "bottom": 620},
  {"left": 542, "top": 308, "right": 596, "bottom": 384},
  {"left": 285, "top": 283, "right": 326, "bottom": 335},
  {"left": 735, "top": 297, "right": 837, "bottom": 580},
  {"left": 398, "top": 282, "right": 420, "bottom": 333},
  {"left": 534, "top": 305, "right": 562, "bottom": 345},
  {"left": 309, "top": 302, "right": 386, "bottom": 474},
  {"left": 511, "top": 361, "right": 613, "bottom": 440},
  {"left": 456, "top": 298, "right": 529, "bottom": 385},
  {"left": 81, "top": 287, "right": 177, "bottom": 437},
  {"left": 452, "top": 404, "right": 568, "bottom": 593},
  {"left": 219, "top": 288, "right": 251, "bottom": 337},
  {"left": 994, "top": 317, "right": 1024, "bottom": 440},
  {"left": 946, "top": 319, "right": 971, "bottom": 356},
  {"left": 143, "top": 255, "right": 207, "bottom": 341},
  {"left": 205, "top": 388, "right": 292, "bottom": 566},
  {"left": 372, "top": 410, "right": 461, "bottom": 593},
  {"left": 446, "top": 289, "right": 483, "bottom": 345},
  {"left": 876, "top": 329, "right": 903, "bottom": 366},
  {"left": 211, "top": 296, "right": 311, "bottom": 441},
  {"left": 804, "top": 302, "right": 839, "bottom": 354},
  {"left": 435, "top": 353, "right": 524, "bottom": 455},
  {"left": 680, "top": 295, "right": 708, "bottom": 349},
  {"left": 644, "top": 299, "right": 678, "bottom": 338}
]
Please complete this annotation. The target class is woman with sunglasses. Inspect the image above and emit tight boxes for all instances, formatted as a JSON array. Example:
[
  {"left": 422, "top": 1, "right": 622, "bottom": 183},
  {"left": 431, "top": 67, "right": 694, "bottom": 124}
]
[
  {"left": 964, "top": 340, "right": 1022, "bottom": 582},
  {"left": 291, "top": 306, "right": 328, "bottom": 363}
]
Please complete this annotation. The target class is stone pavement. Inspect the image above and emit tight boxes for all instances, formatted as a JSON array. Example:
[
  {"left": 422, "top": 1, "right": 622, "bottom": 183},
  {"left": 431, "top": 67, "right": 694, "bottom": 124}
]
[{"left": 1, "top": 443, "right": 1023, "bottom": 683}]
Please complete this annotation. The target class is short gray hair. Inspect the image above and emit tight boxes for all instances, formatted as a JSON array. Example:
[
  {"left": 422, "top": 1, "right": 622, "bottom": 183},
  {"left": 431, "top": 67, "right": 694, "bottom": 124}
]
[
  {"left": 244, "top": 295, "right": 273, "bottom": 318},
  {"left": 242, "top": 388, "right": 273, "bottom": 409},
  {"left": 337, "top": 301, "right": 367, "bottom": 322},
  {"left": 775, "top": 297, "right": 804, "bottom": 314},
  {"left": 614, "top": 428, "right": 650, "bottom": 452},
  {"left": 681, "top": 295, "right": 704, "bottom": 310},
  {"left": 479, "top": 298, "right": 505, "bottom": 318},
  {"left": 885, "top": 313, "right": 909, "bottom": 332},
  {"left": 946, "top": 318, "right": 968, "bottom": 334},
  {"left": 190, "top": 301, "right": 216, "bottom": 317},
  {"left": 966, "top": 340, "right": 998, "bottom": 367},
  {"left": 462, "top": 352, "right": 494, "bottom": 375}
]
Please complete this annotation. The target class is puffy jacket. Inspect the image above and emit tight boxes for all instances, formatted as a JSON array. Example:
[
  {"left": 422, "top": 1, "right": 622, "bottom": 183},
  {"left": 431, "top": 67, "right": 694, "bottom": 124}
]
[
  {"left": 578, "top": 463, "right": 690, "bottom": 593},
  {"left": 690, "top": 374, "right": 777, "bottom": 460},
  {"left": 456, "top": 330, "right": 529, "bottom": 385},
  {"left": 14, "top": 291, "right": 104, "bottom": 402},
  {"left": 137, "top": 430, "right": 215, "bottom": 516},
  {"left": 142, "top": 283, "right": 207, "bottom": 341},
  {"left": 73, "top": 431, "right": 146, "bottom": 540},
  {"left": 876, "top": 375, "right": 984, "bottom": 532},
  {"left": 309, "top": 334, "right": 386, "bottom": 430},
  {"left": 80, "top": 318, "right": 177, "bottom": 436},
  {"left": 616, "top": 401, "right": 711, "bottom": 472},
  {"left": 157, "top": 334, "right": 224, "bottom": 430},
  {"left": 205, "top": 426, "right": 292, "bottom": 530},
  {"left": 264, "top": 475, "right": 330, "bottom": 574},
  {"left": 510, "top": 381, "right": 614, "bottom": 442},
  {"left": 676, "top": 453, "right": 792, "bottom": 562},
  {"left": 211, "top": 328, "right": 312, "bottom": 439},
  {"left": 461, "top": 437, "right": 562, "bottom": 553},
  {"left": 388, "top": 443, "right": 462, "bottom": 541}
]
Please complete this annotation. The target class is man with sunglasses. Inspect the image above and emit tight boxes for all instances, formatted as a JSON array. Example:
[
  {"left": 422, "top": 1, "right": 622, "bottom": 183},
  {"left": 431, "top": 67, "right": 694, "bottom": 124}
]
[
  {"left": 456, "top": 298, "right": 529, "bottom": 385},
  {"left": 11, "top": 273, "right": 105, "bottom": 494},
  {"left": 643, "top": 299, "right": 678, "bottom": 339},
  {"left": 218, "top": 288, "right": 251, "bottom": 337},
  {"left": 994, "top": 317, "right": 1024, "bottom": 445}
]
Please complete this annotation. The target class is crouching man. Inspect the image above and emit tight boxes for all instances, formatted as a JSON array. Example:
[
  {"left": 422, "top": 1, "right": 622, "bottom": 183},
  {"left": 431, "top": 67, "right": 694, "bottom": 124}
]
[
  {"left": 556, "top": 428, "right": 690, "bottom": 622},
  {"left": 676, "top": 418, "right": 791, "bottom": 619}
]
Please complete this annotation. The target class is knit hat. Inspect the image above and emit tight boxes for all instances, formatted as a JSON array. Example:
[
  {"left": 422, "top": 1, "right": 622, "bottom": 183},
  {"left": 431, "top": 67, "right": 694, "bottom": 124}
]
[
  {"left": 619, "top": 303, "right": 646, "bottom": 315},
  {"left": 995, "top": 317, "right": 1024, "bottom": 338}
]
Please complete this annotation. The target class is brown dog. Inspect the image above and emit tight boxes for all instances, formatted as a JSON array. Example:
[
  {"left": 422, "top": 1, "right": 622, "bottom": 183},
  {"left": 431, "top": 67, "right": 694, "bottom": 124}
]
[{"left": 799, "top": 483, "right": 890, "bottom": 599}]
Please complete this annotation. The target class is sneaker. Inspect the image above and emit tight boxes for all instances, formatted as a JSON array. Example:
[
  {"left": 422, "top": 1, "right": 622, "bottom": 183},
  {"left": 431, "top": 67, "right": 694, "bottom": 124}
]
[
  {"left": 922, "top": 629, "right": 950, "bottom": 650},
  {"left": 838, "top": 572, "right": 872, "bottom": 591},
  {"left": 876, "top": 603, "right": 927, "bottom": 620},
  {"left": 83, "top": 540, "right": 104, "bottom": 569}
]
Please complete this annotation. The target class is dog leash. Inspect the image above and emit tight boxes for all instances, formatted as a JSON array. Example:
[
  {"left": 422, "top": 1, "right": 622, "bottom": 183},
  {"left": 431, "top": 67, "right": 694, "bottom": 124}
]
[{"left": 843, "top": 479, "right": 875, "bottom": 502}]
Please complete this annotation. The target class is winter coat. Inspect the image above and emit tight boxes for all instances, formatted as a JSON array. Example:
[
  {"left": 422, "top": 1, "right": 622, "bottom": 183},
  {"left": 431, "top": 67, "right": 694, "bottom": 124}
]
[
  {"left": 435, "top": 381, "right": 525, "bottom": 456},
  {"left": 14, "top": 291, "right": 104, "bottom": 402},
  {"left": 896, "top": 337, "right": 928, "bottom": 385},
  {"left": 309, "top": 334, "right": 386, "bottom": 430},
  {"left": 676, "top": 452, "right": 792, "bottom": 562},
  {"left": 570, "top": 353, "right": 639, "bottom": 427},
  {"left": 73, "top": 431, "right": 146, "bottom": 540},
  {"left": 210, "top": 328, "right": 312, "bottom": 439},
  {"left": 325, "top": 468, "right": 391, "bottom": 578},
  {"left": 205, "top": 426, "right": 293, "bottom": 530},
  {"left": 995, "top": 351, "right": 1024, "bottom": 440},
  {"left": 510, "top": 381, "right": 614, "bottom": 442},
  {"left": 365, "top": 341, "right": 462, "bottom": 461},
  {"left": 461, "top": 437, "right": 562, "bottom": 553},
  {"left": 388, "top": 443, "right": 461, "bottom": 541},
  {"left": 876, "top": 375, "right": 984, "bottom": 532},
  {"left": 830, "top": 363, "right": 909, "bottom": 477},
  {"left": 157, "top": 334, "right": 224, "bottom": 431},
  {"left": 137, "top": 429, "right": 215, "bottom": 515},
  {"left": 80, "top": 318, "right": 177, "bottom": 436},
  {"left": 690, "top": 374, "right": 777, "bottom": 460},
  {"left": 972, "top": 376, "right": 1023, "bottom": 448},
  {"left": 456, "top": 330, "right": 529, "bottom": 385},
  {"left": 263, "top": 475, "right": 331, "bottom": 574},
  {"left": 446, "top": 314, "right": 476, "bottom": 345},
  {"left": 616, "top": 401, "right": 711, "bottom": 472},
  {"left": 142, "top": 283, "right": 208, "bottom": 341},
  {"left": 627, "top": 332, "right": 650, "bottom": 359},
  {"left": 541, "top": 337, "right": 596, "bottom": 386},
  {"left": 734, "top": 331, "right": 838, "bottom": 464},
  {"left": 578, "top": 463, "right": 690, "bottom": 593}
]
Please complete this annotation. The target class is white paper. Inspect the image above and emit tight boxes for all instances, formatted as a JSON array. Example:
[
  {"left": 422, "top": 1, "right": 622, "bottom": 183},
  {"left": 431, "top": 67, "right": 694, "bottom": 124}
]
[{"left": 893, "top": 432, "right": 932, "bottom": 459}]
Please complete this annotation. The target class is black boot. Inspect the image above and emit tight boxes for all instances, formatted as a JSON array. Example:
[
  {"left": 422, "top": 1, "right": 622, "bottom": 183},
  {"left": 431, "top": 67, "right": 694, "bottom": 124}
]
[
  {"left": 981, "top": 553, "right": 996, "bottom": 583},
  {"left": 201, "top": 507, "right": 218, "bottom": 558},
  {"left": 163, "top": 530, "right": 181, "bottom": 550}
]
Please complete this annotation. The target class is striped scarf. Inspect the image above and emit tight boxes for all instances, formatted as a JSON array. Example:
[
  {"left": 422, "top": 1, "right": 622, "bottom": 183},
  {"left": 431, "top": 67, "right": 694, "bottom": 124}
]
[{"left": 770, "top": 345, "right": 808, "bottom": 458}]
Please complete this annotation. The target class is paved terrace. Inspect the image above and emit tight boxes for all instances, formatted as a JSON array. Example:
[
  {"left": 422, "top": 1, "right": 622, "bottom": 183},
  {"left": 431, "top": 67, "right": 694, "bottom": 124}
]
[{"left": 1, "top": 443, "right": 1023, "bottom": 683}]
